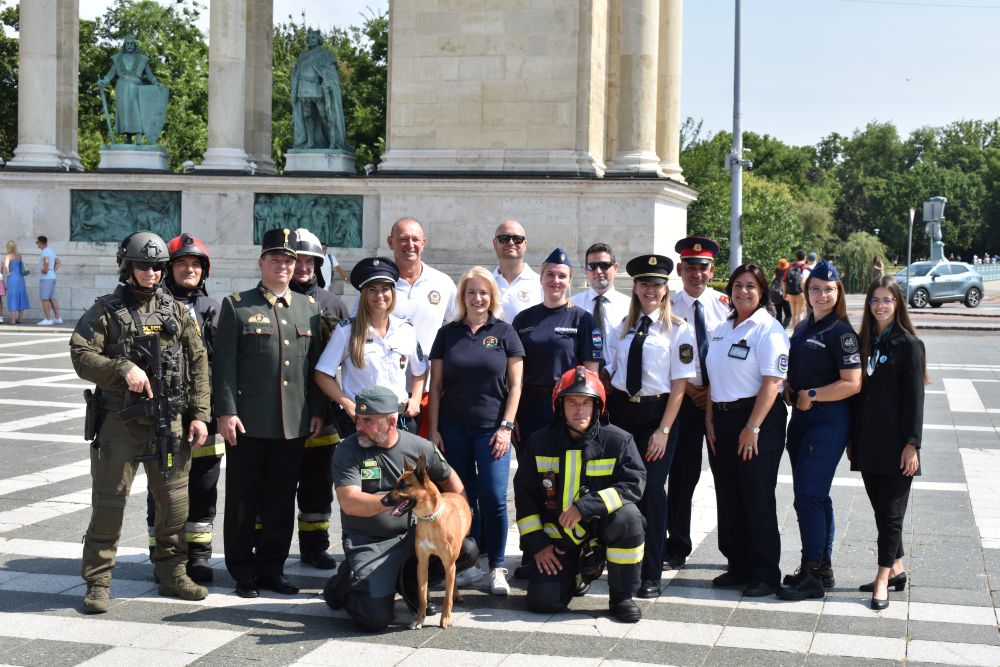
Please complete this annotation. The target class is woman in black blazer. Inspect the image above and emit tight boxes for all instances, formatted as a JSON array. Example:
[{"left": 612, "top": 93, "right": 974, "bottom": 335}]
[{"left": 850, "top": 276, "right": 928, "bottom": 610}]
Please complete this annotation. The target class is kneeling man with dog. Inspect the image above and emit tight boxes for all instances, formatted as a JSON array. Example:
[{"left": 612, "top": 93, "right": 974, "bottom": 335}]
[
  {"left": 514, "top": 366, "right": 647, "bottom": 622},
  {"left": 324, "top": 385, "right": 477, "bottom": 631}
]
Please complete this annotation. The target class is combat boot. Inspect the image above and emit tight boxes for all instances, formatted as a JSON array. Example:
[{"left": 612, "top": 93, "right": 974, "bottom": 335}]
[
  {"left": 158, "top": 566, "right": 209, "bottom": 601},
  {"left": 83, "top": 582, "right": 110, "bottom": 614},
  {"left": 818, "top": 557, "right": 835, "bottom": 589},
  {"left": 777, "top": 562, "right": 825, "bottom": 601},
  {"left": 187, "top": 541, "right": 214, "bottom": 583}
]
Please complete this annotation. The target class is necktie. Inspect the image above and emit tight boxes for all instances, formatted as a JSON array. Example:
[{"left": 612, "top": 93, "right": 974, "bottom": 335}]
[
  {"left": 694, "top": 299, "right": 710, "bottom": 385},
  {"left": 626, "top": 315, "right": 651, "bottom": 396},
  {"left": 593, "top": 294, "right": 607, "bottom": 335}
]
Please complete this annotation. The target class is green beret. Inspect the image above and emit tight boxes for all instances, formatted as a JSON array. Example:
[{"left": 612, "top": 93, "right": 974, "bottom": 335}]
[{"left": 355, "top": 385, "right": 400, "bottom": 415}]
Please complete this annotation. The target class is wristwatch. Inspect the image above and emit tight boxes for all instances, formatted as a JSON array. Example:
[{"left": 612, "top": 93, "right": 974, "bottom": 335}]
[
  {"left": 747, "top": 424, "right": 761, "bottom": 435},
  {"left": 499, "top": 420, "right": 515, "bottom": 430},
  {"left": 660, "top": 426, "right": 670, "bottom": 435},
  {"left": 807, "top": 389, "right": 817, "bottom": 400}
]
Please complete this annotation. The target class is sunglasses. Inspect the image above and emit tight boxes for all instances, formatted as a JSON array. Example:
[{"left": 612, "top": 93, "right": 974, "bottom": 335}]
[
  {"left": 495, "top": 234, "right": 526, "bottom": 245},
  {"left": 586, "top": 261, "right": 614, "bottom": 271},
  {"left": 133, "top": 262, "right": 163, "bottom": 272}
]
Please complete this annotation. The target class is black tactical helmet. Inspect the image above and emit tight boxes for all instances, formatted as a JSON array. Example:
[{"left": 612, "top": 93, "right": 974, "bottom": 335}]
[{"left": 117, "top": 231, "right": 168, "bottom": 286}]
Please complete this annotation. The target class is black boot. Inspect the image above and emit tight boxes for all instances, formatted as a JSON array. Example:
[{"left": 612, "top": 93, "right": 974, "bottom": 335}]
[
  {"left": 777, "top": 562, "right": 825, "bottom": 601},
  {"left": 818, "top": 557, "right": 835, "bottom": 589},
  {"left": 323, "top": 561, "right": 352, "bottom": 611},
  {"left": 187, "top": 541, "right": 214, "bottom": 583}
]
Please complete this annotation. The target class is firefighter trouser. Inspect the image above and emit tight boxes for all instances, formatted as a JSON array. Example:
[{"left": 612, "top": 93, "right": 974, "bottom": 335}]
[
  {"left": 526, "top": 503, "right": 644, "bottom": 612},
  {"left": 297, "top": 438, "right": 336, "bottom": 554},
  {"left": 147, "top": 448, "right": 222, "bottom": 562},
  {"left": 82, "top": 414, "right": 191, "bottom": 584}
]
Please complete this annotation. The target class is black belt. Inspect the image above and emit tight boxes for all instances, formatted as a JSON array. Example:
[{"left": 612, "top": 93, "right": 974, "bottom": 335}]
[
  {"left": 523, "top": 384, "right": 555, "bottom": 397},
  {"left": 712, "top": 396, "right": 756, "bottom": 411},
  {"left": 616, "top": 390, "right": 668, "bottom": 404}
]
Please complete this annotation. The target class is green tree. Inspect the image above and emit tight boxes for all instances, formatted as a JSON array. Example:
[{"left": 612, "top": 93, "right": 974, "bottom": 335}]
[
  {"left": 835, "top": 232, "right": 888, "bottom": 294},
  {"left": 0, "top": 1, "right": 18, "bottom": 159}
]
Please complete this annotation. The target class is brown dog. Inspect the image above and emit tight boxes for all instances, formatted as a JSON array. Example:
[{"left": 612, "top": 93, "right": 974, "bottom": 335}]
[{"left": 383, "top": 454, "right": 472, "bottom": 629}]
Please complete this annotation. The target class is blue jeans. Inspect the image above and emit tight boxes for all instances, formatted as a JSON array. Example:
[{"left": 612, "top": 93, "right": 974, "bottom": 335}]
[
  {"left": 437, "top": 421, "right": 511, "bottom": 568},
  {"left": 785, "top": 402, "right": 850, "bottom": 563}
]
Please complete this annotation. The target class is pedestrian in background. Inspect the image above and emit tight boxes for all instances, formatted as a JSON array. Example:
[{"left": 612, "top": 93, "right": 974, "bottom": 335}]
[
  {"left": 36, "top": 235, "right": 62, "bottom": 325},
  {"left": 871, "top": 255, "right": 885, "bottom": 284},
  {"left": 770, "top": 259, "right": 791, "bottom": 328},
  {"left": 2, "top": 241, "right": 29, "bottom": 324},
  {"left": 851, "top": 275, "right": 927, "bottom": 610}
]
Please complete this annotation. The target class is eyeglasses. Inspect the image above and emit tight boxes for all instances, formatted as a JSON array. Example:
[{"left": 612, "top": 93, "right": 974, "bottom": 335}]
[
  {"left": 495, "top": 235, "right": 526, "bottom": 245},
  {"left": 807, "top": 286, "right": 837, "bottom": 296},
  {"left": 586, "top": 261, "right": 614, "bottom": 271},
  {"left": 868, "top": 297, "right": 895, "bottom": 307},
  {"left": 133, "top": 262, "right": 162, "bottom": 272}
]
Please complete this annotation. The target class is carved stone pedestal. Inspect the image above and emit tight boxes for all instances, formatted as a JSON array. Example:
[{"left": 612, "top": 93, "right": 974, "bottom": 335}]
[
  {"left": 98, "top": 145, "right": 170, "bottom": 172},
  {"left": 283, "top": 149, "right": 356, "bottom": 175}
]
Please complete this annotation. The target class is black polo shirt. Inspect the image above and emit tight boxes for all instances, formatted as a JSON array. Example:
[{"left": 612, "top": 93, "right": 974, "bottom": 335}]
[
  {"left": 512, "top": 303, "right": 603, "bottom": 387},
  {"left": 788, "top": 311, "right": 861, "bottom": 392},
  {"left": 429, "top": 316, "right": 525, "bottom": 428}
]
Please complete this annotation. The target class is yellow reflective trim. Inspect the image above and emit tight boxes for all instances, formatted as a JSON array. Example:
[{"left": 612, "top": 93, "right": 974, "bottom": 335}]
[
  {"left": 562, "top": 450, "right": 582, "bottom": 511},
  {"left": 585, "top": 458, "right": 616, "bottom": 476},
  {"left": 543, "top": 523, "right": 563, "bottom": 539},
  {"left": 305, "top": 433, "right": 340, "bottom": 448},
  {"left": 254, "top": 521, "right": 263, "bottom": 531},
  {"left": 517, "top": 514, "right": 542, "bottom": 535},
  {"left": 598, "top": 487, "right": 623, "bottom": 513},
  {"left": 297, "top": 520, "right": 331, "bottom": 532},
  {"left": 147, "top": 535, "right": 156, "bottom": 547},
  {"left": 184, "top": 531, "right": 212, "bottom": 544},
  {"left": 534, "top": 456, "right": 559, "bottom": 473},
  {"left": 566, "top": 523, "right": 586, "bottom": 545},
  {"left": 607, "top": 544, "right": 644, "bottom": 565},
  {"left": 193, "top": 442, "right": 225, "bottom": 458}
]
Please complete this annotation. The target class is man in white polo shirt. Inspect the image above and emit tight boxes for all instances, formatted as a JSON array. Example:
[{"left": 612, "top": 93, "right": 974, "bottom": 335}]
[
  {"left": 570, "top": 242, "right": 631, "bottom": 340},
  {"left": 492, "top": 219, "right": 541, "bottom": 322}
]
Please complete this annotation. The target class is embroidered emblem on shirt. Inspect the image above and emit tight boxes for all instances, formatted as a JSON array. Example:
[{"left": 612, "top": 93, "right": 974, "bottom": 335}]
[
  {"left": 679, "top": 343, "right": 694, "bottom": 364},
  {"left": 840, "top": 332, "right": 859, "bottom": 354},
  {"left": 777, "top": 354, "right": 789, "bottom": 373},
  {"left": 518, "top": 289, "right": 530, "bottom": 302},
  {"left": 719, "top": 294, "right": 729, "bottom": 305},
  {"left": 483, "top": 336, "right": 499, "bottom": 348},
  {"left": 844, "top": 353, "right": 861, "bottom": 365},
  {"left": 399, "top": 354, "right": 408, "bottom": 370},
  {"left": 249, "top": 313, "right": 269, "bottom": 323},
  {"left": 428, "top": 290, "right": 441, "bottom": 305},
  {"left": 591, "top": 329, "right": 603, "bottom": 350},
  {"left": 554, "top": 327, "right": 578, "bottom": 334},
  {"left": 360, "top": 467, "right": 381, "bottom": 480}
]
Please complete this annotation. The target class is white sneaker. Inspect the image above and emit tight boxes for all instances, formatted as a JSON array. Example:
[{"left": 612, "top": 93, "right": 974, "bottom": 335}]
[
  {"left": 53, "top": 318, "right": 63, "bottom": 324},
  {"left": 455, "top": 565, "right": 483, "bottom": 587},
  {"left": 37, "top": 319, "right": 52, "bottom": 326},
  {"left": 489, "top": 568, "right": 510, "bottom": 596}
]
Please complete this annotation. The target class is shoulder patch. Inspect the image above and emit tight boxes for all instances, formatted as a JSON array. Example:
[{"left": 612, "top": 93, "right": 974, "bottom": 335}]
[
  {"left": 679, "top": 343, "right": 694, "bottom": 364},
  {"left": 338, "top": 317, "right": 353, "bottom": 328},
  {"left": 777, "top": 353, "right": 789, "bottom": 373},
  {"left": 719, "top": 294, "right": 729, "bottom": 305},
  {"left": 840, "top": 332, "right": 859, "bottom": 354}
]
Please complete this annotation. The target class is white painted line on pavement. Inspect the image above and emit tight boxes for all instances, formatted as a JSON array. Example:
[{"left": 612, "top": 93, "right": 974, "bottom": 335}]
[
  {"left": 0, "top": 460, "right": 91, "bottom": 496},
  {"left": 927, "top": 424, "right": 1000, "bottom": 435},
  {"left": 0, "top": 337, "right": 68, "bottom": 349},
  {"left": 0, "top": 351, "right": 71, "bottom": 365},
  {"left": 0, "top": 432, "right": 90, "bottom": 444},
  {"left": 959, "top": 448, "right": 1000, "bottom": 551},
  {"left": 777, "top": 474, "right": 965, "bottom": 492},
  {"left": 944, "top": 378, "right": 986, "bottom": 413},
  {"left": 0, "top": 407, "right": 86, "bottom": 432},
  {"left": 0, "top": 398, "right": 82, "bottom": 408}
]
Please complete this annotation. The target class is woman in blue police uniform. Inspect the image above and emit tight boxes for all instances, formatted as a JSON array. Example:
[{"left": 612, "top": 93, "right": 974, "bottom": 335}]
[
  {"left": 778, "top": 261, "right": 861, "bottom": 601},
  {"left": 427, "top": 266, "right": 524, "bottom": 595},
  {"left": 511, "top": 247, "right": 602, "bottom": 578},
  {"left": 705, "top": 263, "right": 789, "bottom": 597},
  {"left": 314, "top": 257, "right": 427, "bottom": 436},
  {"left": 604, "top": 254, "right": 695, "bottom": 599},
  {"left": 851, "top": 276, "right": 927, "bottom": 610}
]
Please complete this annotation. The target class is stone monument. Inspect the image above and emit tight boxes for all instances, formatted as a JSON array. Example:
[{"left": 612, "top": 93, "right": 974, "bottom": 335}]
[
  {"left": 96, "top": 36, "right": 170, "bottom": 171},
  {"left": 284, "top": 29, "right": 355, "bottom": 174}
]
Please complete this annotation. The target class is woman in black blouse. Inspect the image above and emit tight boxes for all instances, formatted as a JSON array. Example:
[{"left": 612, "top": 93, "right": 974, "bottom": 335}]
[{"left": 850, "top": 276, "right": 928, "bottom": 610}]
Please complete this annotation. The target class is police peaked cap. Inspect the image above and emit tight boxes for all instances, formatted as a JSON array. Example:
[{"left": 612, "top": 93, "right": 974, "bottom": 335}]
[
  {"left": 626, "top": 254, "right": 673, "bottom": 283},
  {"left": 809, "top": 259, "right": 840, "bottom": 282},
  {"left": 542, "top": 247, "right": 572, "bottom": 267},
  {"left": 351, "top": 256, "right": 400, "bottom": 291},
  {"left": 674, "top": 236, "right": 720, "bottom": 265},
  {"left": 261, "top": 228, "right": 298, "bottom": 258},
  {"left": 355, "top": 385, "right": 401, "bottom": 415}
]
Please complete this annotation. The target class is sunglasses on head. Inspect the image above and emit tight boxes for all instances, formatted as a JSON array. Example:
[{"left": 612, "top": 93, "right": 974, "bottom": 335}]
[
  {"left": 586, "top": 261, "right": 614, "bottom": 271},
  {"left": 495, "top": 234, "right": 526, "bottom": 245}
]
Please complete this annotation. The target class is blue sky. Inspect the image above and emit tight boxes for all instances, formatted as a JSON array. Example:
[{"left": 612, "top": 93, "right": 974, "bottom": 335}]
[{"left": 78, "top": 0, "right": 999, "bottom": 148}]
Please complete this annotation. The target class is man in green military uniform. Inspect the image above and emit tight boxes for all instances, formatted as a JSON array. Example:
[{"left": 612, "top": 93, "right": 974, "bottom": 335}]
[
  {"left": 71, "top": 231, "right": 211, "bottom": 614},
  {"left": 214, "top": 228, "right": 324, "bottom": 598}
]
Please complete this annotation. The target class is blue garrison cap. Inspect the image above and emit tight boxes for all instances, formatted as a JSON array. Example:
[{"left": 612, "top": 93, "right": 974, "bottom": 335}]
[
  {"left": 543, "top": 247, "right": 572, "bottom": 267},
  {"left": 809, "top": 259, "right": 840, "bottom": 282}
]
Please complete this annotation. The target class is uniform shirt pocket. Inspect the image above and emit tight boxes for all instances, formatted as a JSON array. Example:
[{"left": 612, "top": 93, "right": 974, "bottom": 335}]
[
  {"left": 294, "top": 325, "right": 313, "bottom": 358},
  {"left": 242, "top": 322, "right": 273, "bottom": 355}
]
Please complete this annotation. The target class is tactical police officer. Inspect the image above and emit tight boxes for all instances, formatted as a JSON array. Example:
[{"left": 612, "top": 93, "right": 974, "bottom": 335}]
[
  {"left": 291, "top": 227, "right": 349, "bottom": 569},
  {"left": 146, "top": 233, "right": 222, "bottom": 583},
  {"left": 214, "top": 228, "right": 325, "bottom": 598},
  {"left": 514, "top": 366, "right": 647, "bottom": 623},
  {"left": 72, "top": 231, "right": 211, "bottom": 614}
]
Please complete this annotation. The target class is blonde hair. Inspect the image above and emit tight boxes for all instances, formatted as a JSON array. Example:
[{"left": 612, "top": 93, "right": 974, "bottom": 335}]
[
  {"left": 539, "top": 261, "right": 574, "bottom": 307},
  {"left": 455, "top": 266, "right": 503, "bottom": 321},
  {"left": 350, "top": 282, "right": 395, "bottom": 368},
  {"left": 5, "top": 241, "right": 18, "bottom": 256},
  {"left": 620, "top": 283, "right": 682, "bottom": 338}
]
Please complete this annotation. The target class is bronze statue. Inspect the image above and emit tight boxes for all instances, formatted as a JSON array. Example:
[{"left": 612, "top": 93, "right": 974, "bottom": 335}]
[
  {"left": 98, "top": 36, "right": 169, "bottom": 145},
  {"left": 291, "top": 30, "right": 349, "bottom": 150}
]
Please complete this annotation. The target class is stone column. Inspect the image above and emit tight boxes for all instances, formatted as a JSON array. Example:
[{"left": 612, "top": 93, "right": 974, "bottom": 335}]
[
  {"left": 198, "top": 0, "right": 251, "bottom": 172},
  {"left": 9, "top": 0, "right": 65, "bottom": 169},
  {"left": 244, "top": 0, "right": 275, "bottom": 174},
  {"left": 656, "top": 0, "right": 683, "bottom": 180},
  {"left": 606, "top": 0, "right": 662, "bottom": 174},
  {"left": 57, "top": 0, "right": 83, "bottom": 170}
]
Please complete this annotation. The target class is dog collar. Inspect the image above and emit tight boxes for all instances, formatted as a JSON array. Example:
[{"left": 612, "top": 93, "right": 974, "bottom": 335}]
[{"left": 415, "top": 503, "right": 444, "bottom": 522}]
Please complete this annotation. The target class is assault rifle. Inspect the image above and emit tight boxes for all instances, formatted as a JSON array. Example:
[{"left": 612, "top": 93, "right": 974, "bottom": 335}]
[{"left": 118, "top": 334, "right": 184, "bottom": 480}]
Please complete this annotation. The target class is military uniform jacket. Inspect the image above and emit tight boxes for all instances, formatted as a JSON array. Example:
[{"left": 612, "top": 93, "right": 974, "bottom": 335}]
[
  {"left": 213, "top": 283, "right": 324, "bottom": 440},
  {"left": 70, "top": 285, "right": 211, "bottom": 425},
  {"left": 514, "top": 421, "right": 646, "bottom": 555}
]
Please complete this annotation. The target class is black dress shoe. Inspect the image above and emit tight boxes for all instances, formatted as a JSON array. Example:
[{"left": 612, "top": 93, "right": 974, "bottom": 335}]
[
  {"left": 742, "top": 581, "right": 777, "bottom": 598},
  {"left": 235, "top": 579, "right": 259, "bottom": 598},
  {"left": 402, "top": 594, "right": 440, "bottom": 616},
  {"left": 637, "top": 579, "right": 661, "bottom": 599},
  {"left": 574, "top": 579, "right": 591, "bottom": 597},
  {"left": 859, "top": 572, "right": 907, "bottom": 593},
  {"left": 712, "top": 571, "right": 750, "bottom": 587},
  {"left": 300, "top": 550, "right": 338, "bottom": 570},
  {"left": 663, "top": 555, "right": 687, "bottom": 570},
  {"left": 257, "top": 574, "right": 299, "bottom": 595},
  {"left": 610, "top": 598, "right": 642, "bottom": 623},
  {"left": 870, "top": 594, "right": 890, "bottom": 611}
]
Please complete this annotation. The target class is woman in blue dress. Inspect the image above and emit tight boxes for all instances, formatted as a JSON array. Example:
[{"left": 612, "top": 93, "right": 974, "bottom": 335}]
[{"left": 3, "top": 241, "right": 30, "bottom": 324}]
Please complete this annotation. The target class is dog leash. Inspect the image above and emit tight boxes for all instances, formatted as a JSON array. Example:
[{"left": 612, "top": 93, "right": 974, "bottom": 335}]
[{"left": 415, "top": 503, "right": 445, "bottom": 522}]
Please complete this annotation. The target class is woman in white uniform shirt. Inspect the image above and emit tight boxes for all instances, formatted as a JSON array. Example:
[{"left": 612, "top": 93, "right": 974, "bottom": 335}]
[
  {"left": 314, "top": 257, "right": 427, "bottom": 435},
  {"left": 604, "top": 254, "right": 696, "bottom": 599},
  {"left": 704, "top": 263, "right": 790, "bottom": 598}
]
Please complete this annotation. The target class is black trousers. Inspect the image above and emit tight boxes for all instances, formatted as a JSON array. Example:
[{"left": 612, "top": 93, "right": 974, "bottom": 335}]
[
  {"left": 147, "top": 453, "right": 222, "bottom": 562},
  {"left": 297, "top": 443, "right": 334, "bottom": 554},
  {"left": 862, "top": 473, "right": 912, "bottom": 568},
  {"left": 223, "top": 434, "right": 305, "bottom": 581},
  {"left": 607, "top": 391, "right": 677, "bottom": 582},
  {"left": 526, "top": 503, "right": 645, "bottom": 612},
  {"left": 712, "top": 399, "right": 786, "bottom": 586},
  {"left": 665, "top": 395, "right": 711, "bottom": 559}
]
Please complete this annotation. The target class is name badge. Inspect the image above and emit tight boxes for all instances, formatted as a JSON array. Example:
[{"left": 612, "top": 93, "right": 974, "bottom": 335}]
[
  {"left": 728, "top": 339, "right": 750, "bottom": 360},
  {"left": 361, "top": 467, "right": 382, "bottom": 480}
]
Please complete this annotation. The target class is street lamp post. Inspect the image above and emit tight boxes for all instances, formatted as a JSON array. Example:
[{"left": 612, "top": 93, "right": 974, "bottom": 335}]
[
  {"left": 726, "top": 0, "right": 751, "bottom": 273},
  {"left": 905, "top": 208, "right": 915, "bottom": 301}
]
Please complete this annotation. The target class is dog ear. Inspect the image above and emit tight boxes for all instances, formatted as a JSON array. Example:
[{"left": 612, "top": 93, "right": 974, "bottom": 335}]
[{"left": 414, "top": 454, "right": 428, "bottom": 483}]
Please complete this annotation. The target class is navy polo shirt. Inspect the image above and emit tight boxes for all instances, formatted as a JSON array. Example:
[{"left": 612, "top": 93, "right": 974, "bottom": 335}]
[
  {"left": 512, "top": 303, "right": 603, "bottom": 386},
  {"left": 788, "top": 312, "right": 861, "bottom": 392},
  {"left": 429, "top": 316, "right": 525, "bottom": 428}
]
